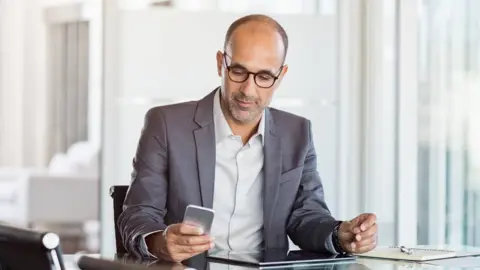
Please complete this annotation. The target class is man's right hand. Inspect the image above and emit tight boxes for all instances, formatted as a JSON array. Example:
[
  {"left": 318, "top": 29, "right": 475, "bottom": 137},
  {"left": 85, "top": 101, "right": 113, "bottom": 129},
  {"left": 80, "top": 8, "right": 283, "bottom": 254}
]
[{"left": 145, "top": 223, "right": 215, "bottom": 262}]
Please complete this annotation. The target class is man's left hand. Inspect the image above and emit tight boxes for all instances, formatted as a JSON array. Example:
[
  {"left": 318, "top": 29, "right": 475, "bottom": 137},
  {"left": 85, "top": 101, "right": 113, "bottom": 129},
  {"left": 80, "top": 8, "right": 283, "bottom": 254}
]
[{"left": 338, "top": 213, "right": 377, "bottom": 254}]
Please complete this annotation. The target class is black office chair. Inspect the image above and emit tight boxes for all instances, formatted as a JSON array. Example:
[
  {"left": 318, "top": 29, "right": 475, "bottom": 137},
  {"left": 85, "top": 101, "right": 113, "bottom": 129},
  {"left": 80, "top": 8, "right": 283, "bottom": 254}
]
[
  {"left": 109, "top": 185, "right": 129, "bottom": 255},
  {"left": 0, "top": 224, "right": 66, "bottom": 270}
]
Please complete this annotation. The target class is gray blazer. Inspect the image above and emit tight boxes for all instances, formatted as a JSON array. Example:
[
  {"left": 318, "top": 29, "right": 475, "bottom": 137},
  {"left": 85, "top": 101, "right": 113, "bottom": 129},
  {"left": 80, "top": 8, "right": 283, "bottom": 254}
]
[{"left": 118, "top": 89, "right": 339, "bottom": 256}]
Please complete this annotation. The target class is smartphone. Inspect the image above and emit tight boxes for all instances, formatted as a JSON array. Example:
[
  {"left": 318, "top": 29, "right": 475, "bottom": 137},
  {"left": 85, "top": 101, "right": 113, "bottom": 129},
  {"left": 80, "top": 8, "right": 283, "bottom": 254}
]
[{"left": 182, "top": 204, "right": 215, "bottom": 234}]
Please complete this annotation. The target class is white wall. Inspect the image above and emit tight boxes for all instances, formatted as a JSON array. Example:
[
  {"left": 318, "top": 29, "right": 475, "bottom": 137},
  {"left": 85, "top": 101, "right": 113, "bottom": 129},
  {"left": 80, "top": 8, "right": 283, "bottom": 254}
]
[{"left": 101, "top": 7, "right": 340, "bottom": 255}]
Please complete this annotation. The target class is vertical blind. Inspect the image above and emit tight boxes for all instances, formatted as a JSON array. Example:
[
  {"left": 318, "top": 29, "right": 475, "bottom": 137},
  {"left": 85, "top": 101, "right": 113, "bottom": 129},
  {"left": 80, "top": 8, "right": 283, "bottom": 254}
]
[
  {"left": 46, "top": 22, "right": 89, "bottom": 162},
  {"left": 417, "top": 0, "right": 480, "bottom": 247}
]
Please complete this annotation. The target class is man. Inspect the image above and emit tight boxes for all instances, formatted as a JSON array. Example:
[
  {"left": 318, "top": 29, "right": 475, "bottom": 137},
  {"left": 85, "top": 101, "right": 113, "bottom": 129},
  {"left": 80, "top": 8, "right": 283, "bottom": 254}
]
[{"left": 118, "top": 14, "right": 378, "bottom": 262}]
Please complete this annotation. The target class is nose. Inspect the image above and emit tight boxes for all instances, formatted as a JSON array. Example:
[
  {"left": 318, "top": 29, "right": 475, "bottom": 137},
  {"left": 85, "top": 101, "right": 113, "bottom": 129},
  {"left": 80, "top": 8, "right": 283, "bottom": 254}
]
[{"left": 240, "top": 74, "right": 257, "bottom": 96}]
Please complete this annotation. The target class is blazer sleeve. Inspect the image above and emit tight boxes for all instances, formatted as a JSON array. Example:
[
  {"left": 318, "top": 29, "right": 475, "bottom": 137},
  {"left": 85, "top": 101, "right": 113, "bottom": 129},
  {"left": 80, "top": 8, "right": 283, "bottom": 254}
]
[
  {"left": 117, "top": 107, "right": 169, "bottom": 257},
  {"left": 286, "top": 120, "right": 339, "bottom": 253}
]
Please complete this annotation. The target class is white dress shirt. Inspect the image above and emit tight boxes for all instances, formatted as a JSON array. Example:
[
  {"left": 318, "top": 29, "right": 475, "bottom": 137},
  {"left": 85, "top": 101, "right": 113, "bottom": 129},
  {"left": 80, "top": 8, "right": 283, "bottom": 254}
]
[{"left": 210, "top": 89, "right": 265, "bottom": 250}]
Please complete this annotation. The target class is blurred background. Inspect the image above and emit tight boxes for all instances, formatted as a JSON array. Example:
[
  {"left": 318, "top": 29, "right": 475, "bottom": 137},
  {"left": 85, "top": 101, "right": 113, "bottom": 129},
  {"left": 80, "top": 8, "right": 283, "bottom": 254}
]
[{"left": 0, "top": 0, "right": 479, "bottom": 256}]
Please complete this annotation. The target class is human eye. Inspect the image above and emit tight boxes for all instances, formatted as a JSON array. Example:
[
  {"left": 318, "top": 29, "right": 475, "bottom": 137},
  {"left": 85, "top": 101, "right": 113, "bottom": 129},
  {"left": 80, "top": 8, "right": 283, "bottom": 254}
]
[
  {"left": 230, "top": 68, "right": 247, "bottom": 75},
  {"left": 257, "top": 73, "right": 274, "bottom": 81}
]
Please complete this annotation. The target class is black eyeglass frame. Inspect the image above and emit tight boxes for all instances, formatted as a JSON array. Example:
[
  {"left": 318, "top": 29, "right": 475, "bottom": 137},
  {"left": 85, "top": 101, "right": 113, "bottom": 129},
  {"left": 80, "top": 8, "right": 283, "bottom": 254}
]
[{"left": 223, "top": 53, "right": 284, "bottom": 89}]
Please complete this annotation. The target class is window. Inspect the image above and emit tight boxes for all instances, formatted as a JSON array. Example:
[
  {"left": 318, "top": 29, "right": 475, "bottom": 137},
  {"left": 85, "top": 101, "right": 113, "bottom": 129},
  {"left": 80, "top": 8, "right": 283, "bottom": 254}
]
[
  {"left": 47, "top": 22, "right": 90, "bottom": 161},
  {"left": 417, "top": 0, "right": 480, "bottom": 246}
]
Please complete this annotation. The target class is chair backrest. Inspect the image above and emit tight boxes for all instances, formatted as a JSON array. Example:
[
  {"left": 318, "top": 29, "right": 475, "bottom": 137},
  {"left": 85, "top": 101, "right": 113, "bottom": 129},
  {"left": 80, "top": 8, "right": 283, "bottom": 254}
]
[
  {"left": 0, "top": 223, "right": 66, "bottom": 270},
  {"left": 109, "top": 185, "right": 129, "bottom": 255}
]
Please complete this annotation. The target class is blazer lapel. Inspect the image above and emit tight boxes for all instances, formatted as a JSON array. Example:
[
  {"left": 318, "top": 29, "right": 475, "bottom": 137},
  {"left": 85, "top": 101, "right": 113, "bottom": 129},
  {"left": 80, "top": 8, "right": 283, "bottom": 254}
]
[
  {"left": 193, "top": 89, "right": 217, "bottom": 209},
  {"left": 263, "top": 109, "right": 282, "bottom": 245}
]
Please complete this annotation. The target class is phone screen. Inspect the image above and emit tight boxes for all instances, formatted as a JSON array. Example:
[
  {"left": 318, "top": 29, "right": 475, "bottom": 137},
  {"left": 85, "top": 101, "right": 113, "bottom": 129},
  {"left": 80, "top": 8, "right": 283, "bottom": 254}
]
[{"left": 183, "top": 205, "right": 215, "bottom": 234}]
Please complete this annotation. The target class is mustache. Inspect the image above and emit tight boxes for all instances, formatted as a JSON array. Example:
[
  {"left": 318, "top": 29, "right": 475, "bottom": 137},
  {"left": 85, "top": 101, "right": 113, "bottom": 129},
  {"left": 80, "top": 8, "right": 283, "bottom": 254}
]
[{"left": 233, "top": 93, "right": 257, "bottom": 102}]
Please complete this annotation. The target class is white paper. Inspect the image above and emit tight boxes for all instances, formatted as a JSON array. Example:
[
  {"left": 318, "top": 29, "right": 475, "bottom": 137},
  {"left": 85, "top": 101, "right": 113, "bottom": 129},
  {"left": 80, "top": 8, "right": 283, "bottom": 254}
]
[{"left": 425, "top": 257, "right": 480, "bottom": 268}]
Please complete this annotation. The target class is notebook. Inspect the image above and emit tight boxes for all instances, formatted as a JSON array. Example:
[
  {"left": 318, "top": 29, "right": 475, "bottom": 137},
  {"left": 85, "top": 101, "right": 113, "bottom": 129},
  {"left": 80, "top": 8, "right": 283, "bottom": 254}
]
[{"left": 358, "top": 246, "right": 457, "bottom": 261}]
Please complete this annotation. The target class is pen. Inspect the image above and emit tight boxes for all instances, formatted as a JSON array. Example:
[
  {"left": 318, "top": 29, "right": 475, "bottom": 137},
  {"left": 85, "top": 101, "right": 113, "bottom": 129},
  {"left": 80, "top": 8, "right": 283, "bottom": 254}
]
[{"left": 400, "top": 246, "right": 413, "bottom": 255}]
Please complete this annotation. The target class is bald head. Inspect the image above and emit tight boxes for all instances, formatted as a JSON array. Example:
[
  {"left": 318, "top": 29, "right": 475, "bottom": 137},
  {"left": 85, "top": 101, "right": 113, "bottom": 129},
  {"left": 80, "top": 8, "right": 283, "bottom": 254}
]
[
  {"left": 216, "top": 14, "right": 289, "bottom": 125},
  {"left": 224, "top": 14, "right": 288, "bottom": 62}
]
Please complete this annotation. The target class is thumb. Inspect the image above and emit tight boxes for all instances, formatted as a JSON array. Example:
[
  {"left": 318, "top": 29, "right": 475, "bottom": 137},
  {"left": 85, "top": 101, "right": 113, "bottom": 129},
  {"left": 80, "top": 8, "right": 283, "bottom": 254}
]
[
  {"left": 339, "top": 220, "right": 355, "bottom": 235},
  {"left": 348, "top": 216, "right": 363, "bottom": 234},
  {"left": 165, "top": 223, "right": 179, "bottom": 235}
]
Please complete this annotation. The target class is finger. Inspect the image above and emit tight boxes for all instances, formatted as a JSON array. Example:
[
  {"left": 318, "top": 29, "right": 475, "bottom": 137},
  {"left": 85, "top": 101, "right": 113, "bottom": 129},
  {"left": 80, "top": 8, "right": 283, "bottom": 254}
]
[
  {"left": 347, "top": 217, "right": 363, "bottom": 234},
  {"left": 359, "top": 214, "right": 376, "bottom": 232},
  {"left": 174, "top": 242, "right": 213, "bottom": 254},
  {"left": 352, "top": 227, "right": 361, "bottom": 234},
  {"left": 344, "top": 241, "right": 357, "bottom": 253},
  {"left": 176, "top": 224, "right": 204, "bottom": 235},
  {"left": 175, "top": 235, "right": 213, "bottom": 246},
  {"left": 340, "top": 221, "right": 358, "bottom": 235},
  {"left": 354, "top": 235, "right": 376, "bottom": 248},
  {"left": 355, "top": 224, "right": 377, "bottom": 241},
  {"left": 349, "top": 223, "right": 361, "bottom": 234},
  {"left": 354, "top": 241, "right": 377, "bottom": 254},
  {"left": 345, "top": 234, "right": 375, "bottom": 253}
]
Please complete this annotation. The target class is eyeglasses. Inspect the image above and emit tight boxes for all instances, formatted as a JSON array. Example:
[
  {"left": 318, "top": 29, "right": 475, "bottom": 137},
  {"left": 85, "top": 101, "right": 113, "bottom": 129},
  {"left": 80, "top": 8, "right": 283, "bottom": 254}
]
[{"left": 223, "top": 53, "right": 283, "bottom": 88}]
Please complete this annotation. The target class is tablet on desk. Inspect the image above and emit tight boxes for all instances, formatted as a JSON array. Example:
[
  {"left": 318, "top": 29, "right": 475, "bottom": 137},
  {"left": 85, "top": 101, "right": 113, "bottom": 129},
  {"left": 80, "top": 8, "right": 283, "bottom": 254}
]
[{"left": 207, "top": 249, "right": 356, "bottom": 268}]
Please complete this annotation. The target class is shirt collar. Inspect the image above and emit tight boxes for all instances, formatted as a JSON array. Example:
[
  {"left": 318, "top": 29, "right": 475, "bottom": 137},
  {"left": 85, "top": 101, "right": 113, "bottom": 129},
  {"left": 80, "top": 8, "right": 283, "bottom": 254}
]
[{"left": 213, "top": 89, "right": 265, "bottom": 145}]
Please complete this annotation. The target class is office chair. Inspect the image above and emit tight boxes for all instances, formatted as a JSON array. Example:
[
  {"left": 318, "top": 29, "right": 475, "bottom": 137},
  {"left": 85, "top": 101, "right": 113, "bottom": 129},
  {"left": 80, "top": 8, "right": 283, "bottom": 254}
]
[
  {"left": 0, "top": 223, "right": 66, "bottom": 270},
  {"left": 109, "top": 185, "right": 129, "bottom": 255}
]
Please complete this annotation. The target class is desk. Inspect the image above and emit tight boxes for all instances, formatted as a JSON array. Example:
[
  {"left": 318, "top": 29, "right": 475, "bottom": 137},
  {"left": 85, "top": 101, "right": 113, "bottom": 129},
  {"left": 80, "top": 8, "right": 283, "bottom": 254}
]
[{"left": 64, "top": 250, "right": 480, "bottom": 270}]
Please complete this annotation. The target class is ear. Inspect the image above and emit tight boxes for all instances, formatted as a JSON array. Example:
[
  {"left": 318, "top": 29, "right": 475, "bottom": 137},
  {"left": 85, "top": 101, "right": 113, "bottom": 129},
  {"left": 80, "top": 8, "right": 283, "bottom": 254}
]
[{"left": 216, "top": 51, "right": 223, "bottom": 77}]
